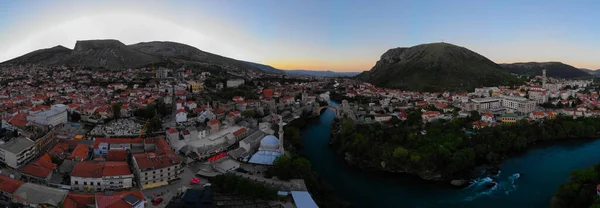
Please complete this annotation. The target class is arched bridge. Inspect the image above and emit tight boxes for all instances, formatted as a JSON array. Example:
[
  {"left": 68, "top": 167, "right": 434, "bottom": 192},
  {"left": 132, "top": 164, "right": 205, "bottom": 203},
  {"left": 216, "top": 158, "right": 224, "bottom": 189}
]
[{"left": 316, "top": 106, "right": 339, "bottom": 116}]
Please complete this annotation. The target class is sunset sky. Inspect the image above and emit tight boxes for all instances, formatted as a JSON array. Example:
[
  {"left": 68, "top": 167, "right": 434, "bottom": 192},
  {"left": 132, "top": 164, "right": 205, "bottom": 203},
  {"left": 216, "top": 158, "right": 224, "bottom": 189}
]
[{"left": 0, "top": 0, "right": 599, "bottom": 72}]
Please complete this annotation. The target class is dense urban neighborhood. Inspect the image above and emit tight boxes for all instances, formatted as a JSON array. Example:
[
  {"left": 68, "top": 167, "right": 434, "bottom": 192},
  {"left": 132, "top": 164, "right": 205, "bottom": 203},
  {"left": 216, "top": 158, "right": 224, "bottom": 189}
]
[{"left": 0, "top": 62, "right": 599, "bottom": 208}]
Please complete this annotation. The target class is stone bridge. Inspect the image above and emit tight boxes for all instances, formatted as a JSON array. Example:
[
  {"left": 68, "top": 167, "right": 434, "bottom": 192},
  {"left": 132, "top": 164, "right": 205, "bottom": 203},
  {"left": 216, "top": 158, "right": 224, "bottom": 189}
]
[{"left": 316, "top": 106, "right": 339, "bottom": 117}]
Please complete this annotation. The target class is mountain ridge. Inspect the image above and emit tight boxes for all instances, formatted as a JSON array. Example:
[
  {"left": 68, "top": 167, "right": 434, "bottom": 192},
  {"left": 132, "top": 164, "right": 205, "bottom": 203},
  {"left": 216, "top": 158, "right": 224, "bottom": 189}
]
[
  {"left": 499, "top": 62, "right": 590, "bottom": 78},
  {"left": 356, "top": 42, "right": 520, "bottom": 91}
]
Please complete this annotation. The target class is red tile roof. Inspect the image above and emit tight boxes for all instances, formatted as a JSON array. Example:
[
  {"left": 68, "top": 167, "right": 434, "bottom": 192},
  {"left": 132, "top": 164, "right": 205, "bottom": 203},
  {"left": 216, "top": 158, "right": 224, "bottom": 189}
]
[
  {"left": 0, "top": 175, "right": 24, "bottom": 194},
  {"left": 49, "top": 142, "right": 69, "bottom": 157},
  {"left": 133, "top": 138, "right": 180, "bottom": 170},
  {"left": 233, "top": 128, "right": 247, "bottom": 136},
  {"left": 176, "top": 109, "right": 187, "bottom": 114},
  {"left": 20, "top": 163, "right": 53, "bottom": 179},
  {"left": 107, "top": 150, "right": 127, "bottom": 161},
  {"left": 102, "top": 162, "right": 132, "bottom": 176},
  {"left": 63, "top": 193, "right": 95, "bottom": 208},
  {"left": 167, "top": 128, "right": 178, "bottom": 134},
  {"left": 72, "top": 161, "right": 104, "bottom": 178},
  {"left": 96, "top": 190, "right": 144, "bottom": 208},
  {"left": 69, "top": 144, "right": 89, "bottom": 160},
  {"left": 208, "top": 119, "right": 219, "bottom": 125}
]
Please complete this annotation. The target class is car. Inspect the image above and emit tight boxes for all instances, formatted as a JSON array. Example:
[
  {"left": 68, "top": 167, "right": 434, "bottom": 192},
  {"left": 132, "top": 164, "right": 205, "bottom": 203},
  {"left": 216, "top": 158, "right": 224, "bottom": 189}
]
[{"left": 152, "top": 198, "right": 163, "bottom": 206}]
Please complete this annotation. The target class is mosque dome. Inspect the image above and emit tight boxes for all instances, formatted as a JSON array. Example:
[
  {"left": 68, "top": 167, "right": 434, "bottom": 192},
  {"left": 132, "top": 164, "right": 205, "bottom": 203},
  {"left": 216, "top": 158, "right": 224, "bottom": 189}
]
[{"left": 260, "top": 135, "right": 280, "bottom": 150}]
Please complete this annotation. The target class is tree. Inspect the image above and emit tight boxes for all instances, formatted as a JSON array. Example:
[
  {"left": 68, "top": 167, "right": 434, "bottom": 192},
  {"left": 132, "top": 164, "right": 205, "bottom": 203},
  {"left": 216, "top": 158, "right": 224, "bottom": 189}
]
[
  {"left": 469, "top": 111, "right": 481, "bottom": 121},
  {"left": 242, "top": 110, "right": 256, "bottom": 118},
  {"left": 392, "top": 146, "right": 409, "bottom": 158},
  {"left": 112, "top": 103, "right": 122, "bottom": 119},
  {"left": 70, "top": 112, "right": 81, "bottom": 122}
]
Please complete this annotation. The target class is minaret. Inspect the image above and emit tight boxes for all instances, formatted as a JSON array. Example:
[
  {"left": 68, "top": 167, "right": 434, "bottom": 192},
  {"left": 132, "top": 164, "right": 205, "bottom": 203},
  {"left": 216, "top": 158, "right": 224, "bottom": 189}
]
[
  {"left": 278, "top": 115, "right": 285, "bottom": 154},
  {"left": 542, "top": 69, "right": 547, "bottom": 88}
]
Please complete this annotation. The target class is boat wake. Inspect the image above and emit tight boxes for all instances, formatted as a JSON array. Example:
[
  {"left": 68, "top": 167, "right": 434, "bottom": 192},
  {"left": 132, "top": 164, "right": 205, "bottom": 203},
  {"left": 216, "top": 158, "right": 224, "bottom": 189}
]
[{"left": 463, "top": 173, "right": 520, "bottom": 201}]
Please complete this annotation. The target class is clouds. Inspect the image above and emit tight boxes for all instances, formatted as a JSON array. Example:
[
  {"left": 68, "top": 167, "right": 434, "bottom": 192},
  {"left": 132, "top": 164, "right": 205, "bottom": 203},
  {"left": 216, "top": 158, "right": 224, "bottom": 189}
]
[{"left": 0, "top": 12, "right": 258, "bottom": 64}]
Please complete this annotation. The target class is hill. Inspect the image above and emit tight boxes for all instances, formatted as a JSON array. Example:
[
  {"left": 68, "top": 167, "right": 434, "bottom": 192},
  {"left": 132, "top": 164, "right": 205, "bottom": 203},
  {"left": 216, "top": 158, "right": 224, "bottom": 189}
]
[
  {"left": 499, "top": 62, "right": 590, "bottom": 78},
  {"left": 355, "top": 43, "right": 520, "bottom": 91},
  {"left": 242, "top": 61, "right": 284, "bottom": 74},
  {"left": 129, "top": 41, "right": 261, "bottom": 72},
  {"left": 1, "top": 40, "right": 270, "bottom": 73},
  {"left": 1, "top": 45, "right": 72, "bottom": 66}
]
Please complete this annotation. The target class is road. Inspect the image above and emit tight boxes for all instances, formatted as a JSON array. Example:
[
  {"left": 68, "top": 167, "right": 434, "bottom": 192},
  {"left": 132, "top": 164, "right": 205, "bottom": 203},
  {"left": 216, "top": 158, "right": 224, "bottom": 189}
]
[{"left": 141, "top": 163, "right": 207, "bottom": 207}]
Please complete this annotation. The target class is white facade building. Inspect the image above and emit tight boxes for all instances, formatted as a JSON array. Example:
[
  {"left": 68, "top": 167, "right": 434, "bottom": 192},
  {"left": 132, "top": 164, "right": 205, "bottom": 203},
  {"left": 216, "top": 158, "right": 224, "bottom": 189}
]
[
  {"left": 226, "top": 79, "right": 245, "bottom": 88},
  {"left": 26, "top": 104, "right": 67, "bottom": 127}
]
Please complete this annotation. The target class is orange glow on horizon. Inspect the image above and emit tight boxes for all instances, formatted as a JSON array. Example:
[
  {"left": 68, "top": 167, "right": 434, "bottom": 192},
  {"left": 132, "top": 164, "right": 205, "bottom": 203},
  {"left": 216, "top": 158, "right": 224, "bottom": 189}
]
[{"left": 266, "top": 59, "right": 372, "bottom": 72}]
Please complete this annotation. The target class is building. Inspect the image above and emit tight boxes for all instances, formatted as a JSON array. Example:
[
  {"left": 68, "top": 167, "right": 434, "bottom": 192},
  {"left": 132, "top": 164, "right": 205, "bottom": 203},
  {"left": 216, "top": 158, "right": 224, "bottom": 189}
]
[
  {"left": 374, "top": 114, "right": 392, "bottom": 122},
  {"left": 500, "top": 95, "right": 536, "bottom": 114},
  {"left": 501, "top": 113, "right": 518, "bottom": 123},
  {"left": 175, "top": 109, "right": 188, "bottom": 123},
  {"left": 0, "top": 174, "right": 24, "bottom": 199},
  {"left": 95, "top": 191, "right": 145, "bottom": 208},
  {"left": 132, "top": 138, "right": 182, "bottom": 190},
  {"left": 12, "top": 182, "right": 68, "bottom": 207},
  {"left": 0, "top": 136, "right": 36, "bottom": 168},
  {"left": 20, "top": 154, "right": 56, "bottom": 184},
  {"left": 481, "top": 113, "right": 494, "bottom": 123},
  {"left": 470, "top": 97, "right": 502, "bottom": 111},
  {"left": 26, "top": 104, "right": 68, "bottom": 127},
  {"left": 71, "top": 161, "right": 134, "bottom": 192},
  {"left": 187, "top": 81, "right": 203, "bottom": 93},
  {"left": 248, "top": 135, "right": 283, "bottom": 165},
  {"left": 226, "top": 79, "right": 245, "bottom": 88}
]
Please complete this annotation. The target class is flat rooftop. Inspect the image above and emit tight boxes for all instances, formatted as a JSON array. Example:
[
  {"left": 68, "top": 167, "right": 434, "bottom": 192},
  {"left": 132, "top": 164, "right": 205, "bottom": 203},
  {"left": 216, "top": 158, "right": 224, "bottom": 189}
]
[
  {"left": 0, "top": 137, "right": 34, "bottom": 154},
  {"left": 187, "top": 126, "right": 243, "bottom": 148}
]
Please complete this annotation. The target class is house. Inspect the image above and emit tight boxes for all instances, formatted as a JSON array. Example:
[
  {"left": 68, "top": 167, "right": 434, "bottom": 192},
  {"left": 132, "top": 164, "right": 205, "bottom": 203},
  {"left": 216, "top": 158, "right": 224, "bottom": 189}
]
[
  {"left": 20, "top": 154, "right": 56, "bottom": 184},
  {"left": 186, "top": 101, "right": 197, "bottom": 109},
  {"left": 232, "top": 96, "right": 244, "bottom": 102},
  {"left": 0, "top": 175, "right": 24, "bottom": 199},
  {"left": 472, "top": 121, "right": 489, "bottom": 129},
  {"left": 421, "top": 111, "right": 441, "bottom": 123},
  {"left": 529, "top": 111, "right": 546, "bottom": 120},
  {"left": 175, "top": 109, "right": 187, "bottom": 123},
  {"left": 481, "top": 113, "right": 494, "bottom": 123},
  {"left": 95, "top": 190, "right": 145, "bottom": 208},
  {"left": 208, "top": 119, "right": 221, "bottom": 133},
  {"left": 374, "top": 114, "right": 392, "bottom": 122},
  {"left": 227, "top": 111, "right": 241, "bottom": 123},
  {"left": 69, "top": 144, "right": 89, "bottom": 161}
]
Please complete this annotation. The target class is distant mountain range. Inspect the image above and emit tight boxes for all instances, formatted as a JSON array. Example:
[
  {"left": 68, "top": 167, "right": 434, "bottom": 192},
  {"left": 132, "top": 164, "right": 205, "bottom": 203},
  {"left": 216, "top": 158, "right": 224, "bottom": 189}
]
[
  {"left": 0, "top": 39, "right": 362, "bottom": 77},
  {"left": 284, "top": 70, "right": 361, "bottom": 77},
  {"left": 579, "top": 68, "right": 600, "bottom": 76},
  {"left": 356, "top": 43, "right": 521, "bottom": 91},
  {"left": 499, "top": 62, "right": 591, "bottom": 78}
]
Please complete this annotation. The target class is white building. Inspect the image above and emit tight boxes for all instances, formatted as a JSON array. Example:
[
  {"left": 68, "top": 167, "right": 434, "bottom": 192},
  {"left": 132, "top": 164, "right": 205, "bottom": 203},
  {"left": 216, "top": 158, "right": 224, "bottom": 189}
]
[
  {"left": 175, "top": 109, "right": 188, "bottom": 123},
  {"left": 26, "top": 104, "right": 67, "bottom": 127},
  {"left": 470, "top": 97, "right": 502, "bottom": 111},
  {"left": 0, "top": 136, "right": 36, "bottom": 169},
  {"left": 501, "top": 95, "right": 536, "bottom": 114},
  {"left": 71, "top": 161, "right": 134, "bottom": 192},
  {"left": 226, "top": 79, "right": 245, "bottom": 88}
]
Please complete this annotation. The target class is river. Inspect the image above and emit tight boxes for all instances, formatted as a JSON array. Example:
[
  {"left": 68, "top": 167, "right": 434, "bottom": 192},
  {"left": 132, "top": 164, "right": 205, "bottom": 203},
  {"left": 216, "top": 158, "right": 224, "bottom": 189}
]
[{"left": 301, "top": 102, "right": 600, "bottom": 208}]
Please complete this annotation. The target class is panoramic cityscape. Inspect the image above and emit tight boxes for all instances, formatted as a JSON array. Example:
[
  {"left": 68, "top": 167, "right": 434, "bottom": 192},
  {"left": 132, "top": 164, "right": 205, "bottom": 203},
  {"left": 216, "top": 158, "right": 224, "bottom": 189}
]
[{"left": 1, "top": 1, "right": 600, "bottom": 208}]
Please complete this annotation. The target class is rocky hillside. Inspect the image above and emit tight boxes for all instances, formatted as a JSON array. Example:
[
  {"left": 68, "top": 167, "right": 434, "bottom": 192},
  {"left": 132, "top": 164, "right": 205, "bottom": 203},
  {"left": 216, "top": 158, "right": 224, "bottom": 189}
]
[
  {"left": 2, "top": 45, "right": 72, "bottom": 66},
  {"left": 500, "top": 62, "right": 590, "bottom": 78},
  {"left": 1, "top": 39, "right": 270, "bottom": 73},
  {"left": 356, "top": 43, "right": 520, "bottom": 91}
]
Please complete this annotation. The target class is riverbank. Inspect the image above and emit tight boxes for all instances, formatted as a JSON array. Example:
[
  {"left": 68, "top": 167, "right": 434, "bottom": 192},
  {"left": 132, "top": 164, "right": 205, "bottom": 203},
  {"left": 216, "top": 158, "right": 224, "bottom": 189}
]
[
  {"left": 330, "top": 115, "right": 600, "bottom": 185},
  {"left": 283, "top": 112, "right": 353, "bottom": 208}
]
